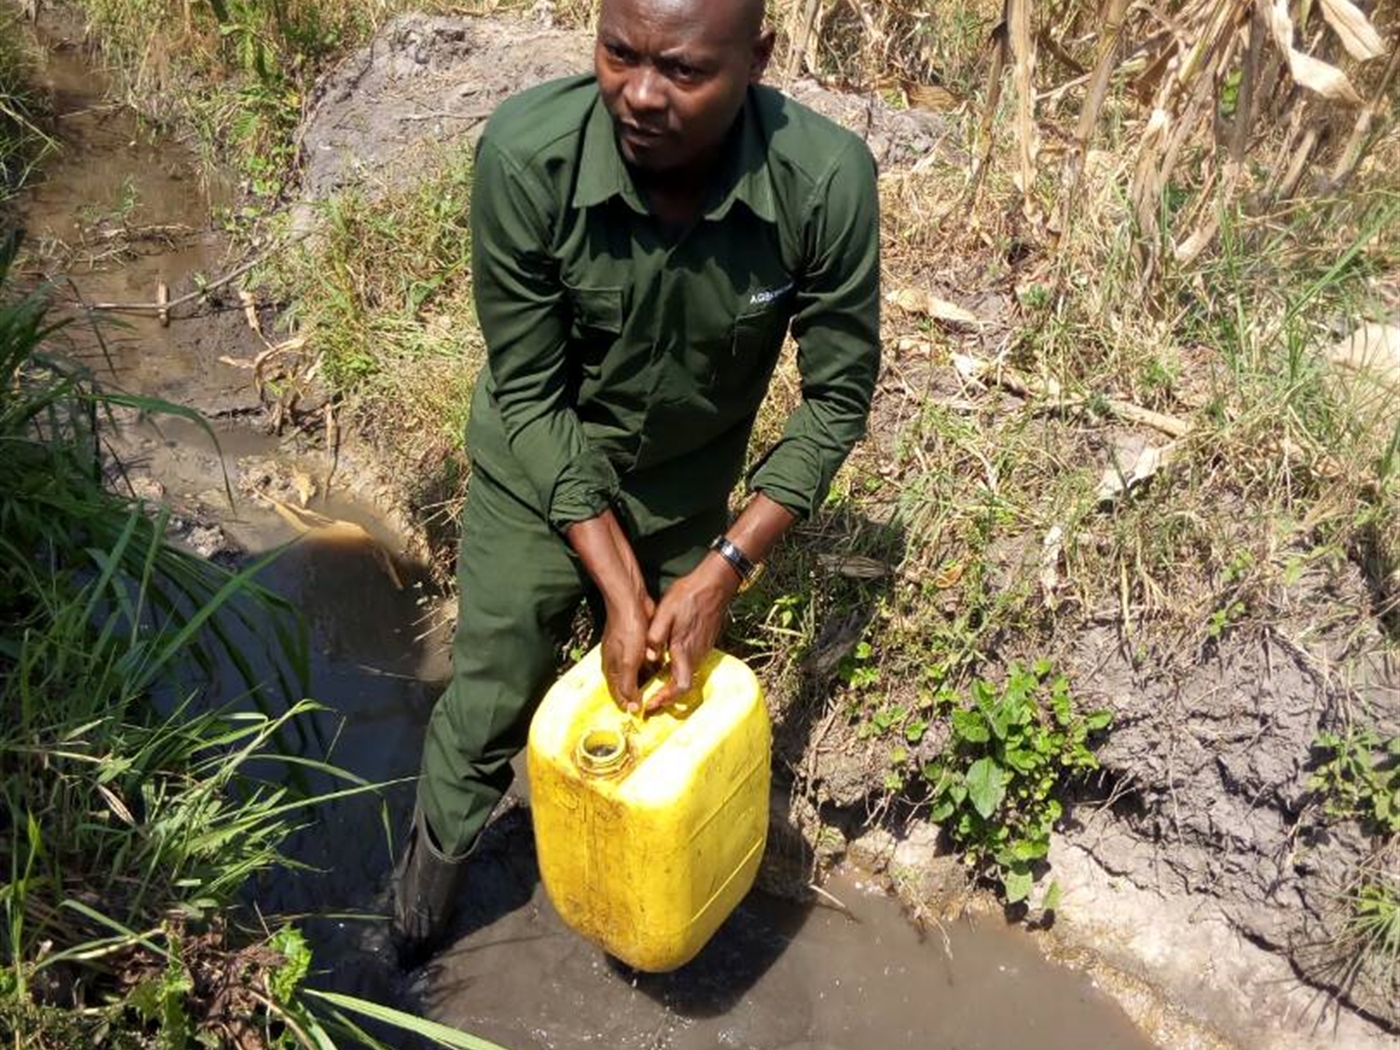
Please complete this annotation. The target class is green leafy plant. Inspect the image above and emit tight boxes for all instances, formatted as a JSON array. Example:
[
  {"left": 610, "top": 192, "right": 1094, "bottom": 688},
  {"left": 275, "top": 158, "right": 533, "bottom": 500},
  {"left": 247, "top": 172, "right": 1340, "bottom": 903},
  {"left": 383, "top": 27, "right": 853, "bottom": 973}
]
[
  {"left": 920, "top": 662, "right": 1112, "bottom": 904},
  {"left": 838, "top": 639, "right": 881, "bottom": 691},
  {"left": 1351, "top": 876, "right": 1400, "bottom": 962},
  {"left": 1310, "top": 729, "right": 1400, "bottom": 836}
]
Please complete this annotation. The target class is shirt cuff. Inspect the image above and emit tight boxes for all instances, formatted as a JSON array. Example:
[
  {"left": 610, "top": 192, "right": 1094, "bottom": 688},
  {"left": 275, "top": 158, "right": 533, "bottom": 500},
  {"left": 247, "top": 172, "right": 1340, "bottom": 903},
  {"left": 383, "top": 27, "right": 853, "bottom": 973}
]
[
  {"left": 547, "top": 448, "right": 621, "bottom": 529},
  {"left": 747, "top": 439, "right": 828, "bottom": 521}
]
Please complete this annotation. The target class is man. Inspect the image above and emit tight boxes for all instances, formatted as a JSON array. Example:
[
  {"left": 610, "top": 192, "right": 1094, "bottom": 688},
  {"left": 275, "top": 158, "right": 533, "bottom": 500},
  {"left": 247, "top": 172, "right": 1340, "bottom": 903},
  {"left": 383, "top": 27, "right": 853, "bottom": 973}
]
[{"left": 391, "top": 0, "right": 880, "bottom": 964}]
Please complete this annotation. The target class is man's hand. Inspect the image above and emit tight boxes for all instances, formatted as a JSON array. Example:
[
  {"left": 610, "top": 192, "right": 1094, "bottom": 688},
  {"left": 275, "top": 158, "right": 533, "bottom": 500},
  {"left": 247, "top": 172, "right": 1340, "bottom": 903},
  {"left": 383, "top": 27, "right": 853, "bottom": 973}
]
[
  {"left": 645, "top": 494, "right": 797, "bottom": 709},
  {"left": 601, "top": 588, "right": 656, "bottom": 711},
  {"left": 564, "top": 510, "right": 656, "bottom": 710},
  {"left": 644, "top": 556, "right": 739, "bottom": 710}
]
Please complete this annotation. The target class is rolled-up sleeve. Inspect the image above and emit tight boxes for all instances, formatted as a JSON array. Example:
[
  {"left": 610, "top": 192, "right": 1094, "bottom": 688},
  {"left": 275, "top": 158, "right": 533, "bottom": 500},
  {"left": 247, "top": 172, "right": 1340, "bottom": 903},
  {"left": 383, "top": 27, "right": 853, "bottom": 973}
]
[
  {"left": 748, "top": 138, "right": 881, "bottom": 518},
  {"left": 471, "top": 135, "right": 619, "bottom": 529}
]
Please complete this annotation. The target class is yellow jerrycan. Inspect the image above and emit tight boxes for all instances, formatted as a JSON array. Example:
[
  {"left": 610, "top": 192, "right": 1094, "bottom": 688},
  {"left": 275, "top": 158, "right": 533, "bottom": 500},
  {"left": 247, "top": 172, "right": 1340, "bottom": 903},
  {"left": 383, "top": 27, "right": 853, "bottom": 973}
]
[{"left": 526, "top": 645, "right": 770, "bottom": 972}]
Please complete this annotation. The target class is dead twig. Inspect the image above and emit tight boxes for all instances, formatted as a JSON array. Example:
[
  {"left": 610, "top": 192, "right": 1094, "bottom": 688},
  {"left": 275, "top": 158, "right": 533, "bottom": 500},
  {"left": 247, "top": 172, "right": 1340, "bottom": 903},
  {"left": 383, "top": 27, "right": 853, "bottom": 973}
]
[
  {"left": 397, "top": 109, "right": 492, "bottom": 123},
  {"left": 84, "top": 232, "right": 308, "bottom": 314},
  {"left": 951, "top": 352, "right": 1194, "bottom": 439}
]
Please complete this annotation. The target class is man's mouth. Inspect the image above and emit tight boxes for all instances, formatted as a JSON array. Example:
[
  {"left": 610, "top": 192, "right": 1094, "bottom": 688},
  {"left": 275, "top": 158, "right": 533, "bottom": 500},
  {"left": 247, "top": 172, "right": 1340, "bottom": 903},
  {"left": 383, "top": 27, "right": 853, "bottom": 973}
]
[{"left": 620, "top": 122, "right": 667, "bottom": 146}]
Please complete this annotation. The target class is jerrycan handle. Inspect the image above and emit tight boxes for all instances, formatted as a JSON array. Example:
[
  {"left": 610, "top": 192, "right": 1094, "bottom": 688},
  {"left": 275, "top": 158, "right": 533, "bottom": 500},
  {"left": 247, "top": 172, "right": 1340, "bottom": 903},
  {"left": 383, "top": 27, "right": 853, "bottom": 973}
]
[{"left": 634, "top": 656, "right": 698, "bottom": 719}]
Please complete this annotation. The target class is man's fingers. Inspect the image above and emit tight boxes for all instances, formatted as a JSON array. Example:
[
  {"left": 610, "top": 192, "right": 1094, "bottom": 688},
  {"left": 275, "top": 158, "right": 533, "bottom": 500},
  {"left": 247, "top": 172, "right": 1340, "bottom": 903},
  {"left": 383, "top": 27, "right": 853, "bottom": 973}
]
[
  {"left": 648, "top": 648, "right": 693, "bottom": 711},
  {"left": 606, "top": 667, "right": 638, "bottom": 710},
  {"left": 646, "top": 604, "right": 673, "bottom": 655},
  {"left": 605, "top": 644, "right": 642, "bottom": 710}
]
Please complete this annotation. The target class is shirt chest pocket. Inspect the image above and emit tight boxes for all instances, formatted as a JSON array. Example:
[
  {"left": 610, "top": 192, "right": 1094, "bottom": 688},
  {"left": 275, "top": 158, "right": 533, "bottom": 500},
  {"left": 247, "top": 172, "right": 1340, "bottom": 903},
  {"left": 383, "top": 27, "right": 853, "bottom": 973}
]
[
  {"left": 563, "top": 281, "right": 623, "bottom": 347},
  {"left": 707, "top": 298, "right": 791, "bottom": 400}
]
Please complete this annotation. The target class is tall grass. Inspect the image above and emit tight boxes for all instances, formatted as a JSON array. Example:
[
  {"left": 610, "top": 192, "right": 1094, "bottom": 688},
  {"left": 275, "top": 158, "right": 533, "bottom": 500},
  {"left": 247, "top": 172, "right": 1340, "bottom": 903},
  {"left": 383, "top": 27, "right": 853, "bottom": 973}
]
[
  {"left": 0, "top": 8, "right": 55, "bottom": 202},
  {"left": 0, "top": 231, "right": 506, "bottom": 1048}
]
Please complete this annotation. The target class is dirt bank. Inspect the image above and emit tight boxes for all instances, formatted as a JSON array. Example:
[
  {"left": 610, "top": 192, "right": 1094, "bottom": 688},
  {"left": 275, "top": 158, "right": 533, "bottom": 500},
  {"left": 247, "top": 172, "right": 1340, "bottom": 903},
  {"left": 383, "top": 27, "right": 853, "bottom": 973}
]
[{"left": 297, "top": 12, "right": 955, "bottom": 200}]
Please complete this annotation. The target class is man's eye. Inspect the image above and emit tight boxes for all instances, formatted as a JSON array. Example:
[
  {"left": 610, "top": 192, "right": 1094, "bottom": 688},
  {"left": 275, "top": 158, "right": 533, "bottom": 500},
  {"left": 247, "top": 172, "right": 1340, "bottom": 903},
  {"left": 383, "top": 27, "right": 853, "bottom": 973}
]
[
  {"left": 604, "top": 42, "right": 636, "bottom": 63},
  {"left": 670, "top": 63, "right": 702, "bottom": 82}
]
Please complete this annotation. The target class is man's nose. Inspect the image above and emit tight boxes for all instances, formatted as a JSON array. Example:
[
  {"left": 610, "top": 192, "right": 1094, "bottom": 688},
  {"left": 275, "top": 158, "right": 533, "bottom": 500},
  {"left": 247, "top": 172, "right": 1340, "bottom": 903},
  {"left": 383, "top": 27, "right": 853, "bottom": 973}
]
[{"left": 623, "top": 66, "right": 666, "bottom": 116}]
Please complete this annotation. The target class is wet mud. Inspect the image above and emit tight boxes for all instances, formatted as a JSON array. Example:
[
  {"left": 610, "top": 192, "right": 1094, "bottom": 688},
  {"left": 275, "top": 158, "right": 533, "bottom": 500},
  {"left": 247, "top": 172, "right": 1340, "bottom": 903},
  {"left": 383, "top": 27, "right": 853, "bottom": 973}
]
[{"left": 16, "top": 10, "right": 1161, "bottom": 1050}]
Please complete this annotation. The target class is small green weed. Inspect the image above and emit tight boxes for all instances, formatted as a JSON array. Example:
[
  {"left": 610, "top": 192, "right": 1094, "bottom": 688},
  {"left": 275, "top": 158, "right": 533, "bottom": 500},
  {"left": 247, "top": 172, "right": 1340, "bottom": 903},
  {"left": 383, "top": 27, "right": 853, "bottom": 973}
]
[
  {"left": 78, "top": 174, "right": 141, "bottom": 230},
  {"left": 1350, "top": 876, "right": 1400, "bottom": 961},
  {"left": 1321, "top": 847, "right": 1400, "bottom": 1013},
  {"left": 838, "top": 640, "right": 881, "bottom": 692},
  {"left": 920, "top": 662, "right": 1111, "bottom": 904},
  {"left": 1310, "top": 729, "right": 1400, "bottom": 836}
]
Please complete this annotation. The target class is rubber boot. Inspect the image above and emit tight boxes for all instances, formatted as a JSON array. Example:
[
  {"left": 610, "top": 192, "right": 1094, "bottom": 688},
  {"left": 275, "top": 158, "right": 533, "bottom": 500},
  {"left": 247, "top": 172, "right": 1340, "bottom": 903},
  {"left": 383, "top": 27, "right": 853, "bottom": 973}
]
[{"left": 390, "top": 805, "right": 467, "bottom": 968}]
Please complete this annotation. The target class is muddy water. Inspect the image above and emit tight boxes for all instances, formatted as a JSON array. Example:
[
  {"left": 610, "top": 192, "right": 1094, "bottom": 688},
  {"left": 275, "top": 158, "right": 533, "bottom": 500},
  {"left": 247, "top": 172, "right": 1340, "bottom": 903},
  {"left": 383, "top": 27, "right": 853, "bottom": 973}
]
[
  {"left": 428, "top": 839, "right": 1153, "bottom": 1050},
  {"left": 20, "top": 14, "right": 1155, "bottom": 1050}
]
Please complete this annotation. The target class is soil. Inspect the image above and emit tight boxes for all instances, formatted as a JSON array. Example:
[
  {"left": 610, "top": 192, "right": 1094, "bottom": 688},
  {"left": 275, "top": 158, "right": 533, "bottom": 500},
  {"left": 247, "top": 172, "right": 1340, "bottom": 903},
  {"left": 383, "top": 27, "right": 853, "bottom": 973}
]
[{"left": 1057, "top": 606, "right": 1398, "bottom": 1043}]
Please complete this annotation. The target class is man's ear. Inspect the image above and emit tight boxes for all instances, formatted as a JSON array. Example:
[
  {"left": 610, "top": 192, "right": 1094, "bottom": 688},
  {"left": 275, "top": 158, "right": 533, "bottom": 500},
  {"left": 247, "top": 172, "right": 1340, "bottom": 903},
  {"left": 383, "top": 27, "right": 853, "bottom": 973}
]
[{"left": 750, "top": 28, "right": 776, "bottom": 83}]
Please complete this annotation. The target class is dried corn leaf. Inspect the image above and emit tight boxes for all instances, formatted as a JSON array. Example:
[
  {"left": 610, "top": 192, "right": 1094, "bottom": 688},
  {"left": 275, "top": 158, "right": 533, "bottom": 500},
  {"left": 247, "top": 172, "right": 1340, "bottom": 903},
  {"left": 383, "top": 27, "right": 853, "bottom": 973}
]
[
  {"left": 1133, "top": 44, "right": 1176, "bottom": 106},
  {"left": 1008, "top": 0, "right": 1040, "bottom": 208},
  {"left": 238, "top": 289, "right": 262, "bottom": 336},
  {"left": 1291, "top": 49, "right": 1365, "bottom": 102},
  {"left": 1326, "top": 322, "right": 1400, "bottom": 389},
  {"left": 902, "top": 80, "right": 965, "bottom": 112},
  {"left": 1096, "top": 441, "right": 1179, "bottom": 504},
  {"left": 1267, "top": 0, "right": 1364, "bottom": 103},
  {"left": 97, "top": 783, "right": 136, "bottom": 827},
  {"left": 933, "top": 561, "right": 966, "bottom": 589},
  {"left": 817, "top": 553, "right": 894, "bottom": 579},
  {"left": 1039, "top": 524, "right": 1064, "bottom": 609},
  {"left": 887, "top": 288, "right": 983, "bottom": 326},
  {"left": 1319, "top": 0, "right": 1386, "bottom": 62}
]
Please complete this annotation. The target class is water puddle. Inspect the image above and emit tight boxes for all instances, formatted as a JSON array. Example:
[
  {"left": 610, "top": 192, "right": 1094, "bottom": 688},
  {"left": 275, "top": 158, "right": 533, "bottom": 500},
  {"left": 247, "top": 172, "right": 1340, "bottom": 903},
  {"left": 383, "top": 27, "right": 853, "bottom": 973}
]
[
  {"left": 426, "top": 834, "right": 1152, "bottom": 1050},
  {"left": 17, "top": 13, "right": 1156, "bottom": 1050}
]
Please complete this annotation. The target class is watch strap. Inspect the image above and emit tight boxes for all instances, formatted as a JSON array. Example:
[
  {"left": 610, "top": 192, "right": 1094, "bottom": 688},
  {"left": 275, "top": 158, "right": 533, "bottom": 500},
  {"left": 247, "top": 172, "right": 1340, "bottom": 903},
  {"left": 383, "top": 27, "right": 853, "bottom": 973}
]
[{"left": 709, "top": 535, "right": 756, "bottom": 583}]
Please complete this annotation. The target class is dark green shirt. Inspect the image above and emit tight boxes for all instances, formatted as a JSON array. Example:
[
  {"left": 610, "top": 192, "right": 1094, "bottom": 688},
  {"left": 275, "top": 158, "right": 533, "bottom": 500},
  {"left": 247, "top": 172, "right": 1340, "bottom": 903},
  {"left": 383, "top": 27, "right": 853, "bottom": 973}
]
[{"left": 466, "top": 75, "right": 880, "bottom": 535}]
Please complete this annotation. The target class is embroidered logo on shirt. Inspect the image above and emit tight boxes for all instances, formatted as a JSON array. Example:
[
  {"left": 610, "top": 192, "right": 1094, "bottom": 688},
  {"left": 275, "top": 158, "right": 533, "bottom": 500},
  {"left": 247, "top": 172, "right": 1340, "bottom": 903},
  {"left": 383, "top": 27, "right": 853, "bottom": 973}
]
[{"left": 749, "top": 281, "right": 794, "bottom": 307}]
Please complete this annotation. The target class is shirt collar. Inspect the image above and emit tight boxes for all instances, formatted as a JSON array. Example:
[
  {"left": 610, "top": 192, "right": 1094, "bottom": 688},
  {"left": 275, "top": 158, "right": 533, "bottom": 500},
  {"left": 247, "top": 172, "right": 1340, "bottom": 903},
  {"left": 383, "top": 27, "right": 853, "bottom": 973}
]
[{"left": 572, "top": 85, "right": 776, "bottom": 225}]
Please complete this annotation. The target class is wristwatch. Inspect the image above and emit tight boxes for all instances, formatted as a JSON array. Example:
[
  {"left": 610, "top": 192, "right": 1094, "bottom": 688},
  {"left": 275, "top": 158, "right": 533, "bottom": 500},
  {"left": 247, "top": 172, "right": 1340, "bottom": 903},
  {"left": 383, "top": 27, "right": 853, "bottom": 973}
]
[{"left": 709, "top": 535, "right": 764, "bottom": 592}]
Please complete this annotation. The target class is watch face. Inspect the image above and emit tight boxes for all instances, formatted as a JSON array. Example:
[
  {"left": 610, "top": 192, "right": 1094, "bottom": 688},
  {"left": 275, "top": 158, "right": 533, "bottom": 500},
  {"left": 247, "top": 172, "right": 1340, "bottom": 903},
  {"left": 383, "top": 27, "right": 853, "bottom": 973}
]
[{"left": 711, "top": 537, "right": 751, "bottom": 581}]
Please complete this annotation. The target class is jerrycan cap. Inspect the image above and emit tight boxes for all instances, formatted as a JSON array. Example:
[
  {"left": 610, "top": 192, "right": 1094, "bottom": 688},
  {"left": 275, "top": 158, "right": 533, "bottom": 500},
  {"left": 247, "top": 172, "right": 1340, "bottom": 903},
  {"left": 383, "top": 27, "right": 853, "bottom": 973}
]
[{"left": 574, "top": 725, "right": 633, "bottom": 778}]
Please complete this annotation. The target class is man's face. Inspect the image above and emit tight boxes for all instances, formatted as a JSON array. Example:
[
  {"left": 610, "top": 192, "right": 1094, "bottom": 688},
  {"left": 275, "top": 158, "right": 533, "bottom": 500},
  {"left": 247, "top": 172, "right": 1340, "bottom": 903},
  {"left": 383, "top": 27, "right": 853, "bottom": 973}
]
[{"left": 595, "top": 0, "right": 773, "bottom": 175}]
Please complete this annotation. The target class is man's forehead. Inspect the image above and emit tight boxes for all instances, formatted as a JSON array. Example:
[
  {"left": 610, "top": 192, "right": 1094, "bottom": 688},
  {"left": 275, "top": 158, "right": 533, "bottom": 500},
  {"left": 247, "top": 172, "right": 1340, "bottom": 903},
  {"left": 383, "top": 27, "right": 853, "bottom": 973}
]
[{"left": 598, "top": 0, "right": 762, "bottom": 47}]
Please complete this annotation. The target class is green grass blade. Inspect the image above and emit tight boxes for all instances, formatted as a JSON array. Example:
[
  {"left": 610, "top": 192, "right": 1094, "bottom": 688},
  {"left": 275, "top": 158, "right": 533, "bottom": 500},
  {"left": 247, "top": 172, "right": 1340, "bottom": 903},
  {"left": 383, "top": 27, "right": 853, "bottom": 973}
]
[{"left": 303, "top": 990, "right": 514, "bottom": 1050}]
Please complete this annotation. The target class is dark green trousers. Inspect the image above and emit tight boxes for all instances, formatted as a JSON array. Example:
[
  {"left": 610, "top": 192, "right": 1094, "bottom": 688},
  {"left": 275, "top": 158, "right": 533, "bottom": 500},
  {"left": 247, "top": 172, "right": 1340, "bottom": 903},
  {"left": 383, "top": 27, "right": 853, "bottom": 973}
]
[{"left": 418, "top": 466, "right": 725, "bottom": 859}]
